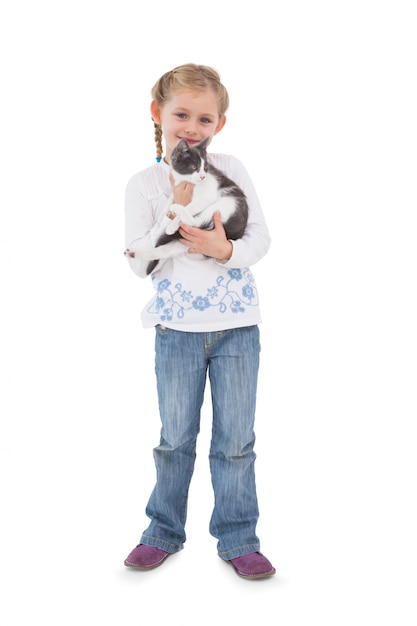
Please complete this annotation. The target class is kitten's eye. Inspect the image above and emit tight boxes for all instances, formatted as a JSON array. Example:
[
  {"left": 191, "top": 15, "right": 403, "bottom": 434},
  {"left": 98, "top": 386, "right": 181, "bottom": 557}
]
[{"left": 191, "top": 164, "right": 197, "bottom": 170}]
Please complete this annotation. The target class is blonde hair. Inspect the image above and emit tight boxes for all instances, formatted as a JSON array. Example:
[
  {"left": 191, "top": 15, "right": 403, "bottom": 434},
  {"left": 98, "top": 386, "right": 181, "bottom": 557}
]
[{"left": 151, "top": 63, "right": 229, "bottom": 161}]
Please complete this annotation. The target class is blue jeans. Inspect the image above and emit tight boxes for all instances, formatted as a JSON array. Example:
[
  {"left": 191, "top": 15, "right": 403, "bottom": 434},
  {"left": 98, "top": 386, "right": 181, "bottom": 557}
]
[{"left": 140, "top": 325, "right": 261, "bottom": 560}]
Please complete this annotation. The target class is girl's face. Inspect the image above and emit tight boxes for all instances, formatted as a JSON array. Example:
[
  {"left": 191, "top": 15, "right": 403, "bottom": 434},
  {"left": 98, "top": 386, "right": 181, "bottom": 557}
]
[{"left": 151, "top": 88, "right": 226, "bottom": 161}]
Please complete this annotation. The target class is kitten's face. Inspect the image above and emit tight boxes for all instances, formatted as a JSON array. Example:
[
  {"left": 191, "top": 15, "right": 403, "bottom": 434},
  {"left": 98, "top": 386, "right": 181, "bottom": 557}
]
[{"left": 170, "top": 139, "right": 209, "bottom": 185}]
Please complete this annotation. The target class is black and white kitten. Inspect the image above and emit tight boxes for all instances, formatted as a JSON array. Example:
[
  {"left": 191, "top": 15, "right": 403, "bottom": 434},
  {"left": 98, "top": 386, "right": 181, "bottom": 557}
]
[{"left": 128, "top": 137, "right": 248, "bottom": 275}]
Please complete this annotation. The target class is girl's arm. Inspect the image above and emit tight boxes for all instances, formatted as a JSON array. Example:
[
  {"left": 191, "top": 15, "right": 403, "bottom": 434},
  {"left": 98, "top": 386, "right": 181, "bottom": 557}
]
[
  {"left": 124, "top": 172, "right": 172, "bottom": 278},
  {"left": 124, "top": 168, "right": 195, "bottom": 278}
]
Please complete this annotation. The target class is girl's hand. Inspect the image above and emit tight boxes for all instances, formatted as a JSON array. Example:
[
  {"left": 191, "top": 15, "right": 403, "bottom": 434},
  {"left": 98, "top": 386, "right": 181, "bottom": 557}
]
[
  {"left": 178, "top": 211, "right": 233, "bottom": 261},
  {"left": 169, "top": 173, "right": 194, "bottom": 206}
]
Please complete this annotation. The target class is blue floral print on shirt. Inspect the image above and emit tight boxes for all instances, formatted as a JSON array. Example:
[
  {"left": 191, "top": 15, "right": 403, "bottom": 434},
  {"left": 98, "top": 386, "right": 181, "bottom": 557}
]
[{"left": 147, "top": 268, "right": 258, "bottom": 322}]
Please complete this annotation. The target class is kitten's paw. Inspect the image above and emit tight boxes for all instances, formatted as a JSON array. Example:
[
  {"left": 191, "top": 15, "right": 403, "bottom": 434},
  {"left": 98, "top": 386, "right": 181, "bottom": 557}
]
[
  {"left": 124, "top": 248, "right": 136, "bottom": 258},
  {"left": 179, "top": 210, "right": 196, "bottom": 226},
  {"left": 165, "top": 217, "right": 181, "bottom": 235}
]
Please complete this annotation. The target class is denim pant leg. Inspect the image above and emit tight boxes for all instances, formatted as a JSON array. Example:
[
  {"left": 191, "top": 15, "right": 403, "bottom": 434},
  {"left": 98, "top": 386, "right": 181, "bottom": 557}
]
[
  {"left": 208, "top": 326, "right": 261, "bottom": 560},
  {"left": 140, "top": 325, "right": 207, "bottom": 553}
]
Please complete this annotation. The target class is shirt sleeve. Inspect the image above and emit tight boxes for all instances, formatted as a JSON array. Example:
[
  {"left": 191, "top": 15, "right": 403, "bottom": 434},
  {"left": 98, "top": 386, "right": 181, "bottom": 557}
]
[
  {"left": 214, "top": 155, "right": 271, "bottom": 268},
  {"left": 124, "top": 170, "right": 172, "bottom": 278}
]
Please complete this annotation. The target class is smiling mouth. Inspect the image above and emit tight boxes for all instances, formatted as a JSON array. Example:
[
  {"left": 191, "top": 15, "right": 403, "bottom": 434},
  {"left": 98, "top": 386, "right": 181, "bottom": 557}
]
[{"left": 179, "top": 137, "right": 200, "bottom": 145}]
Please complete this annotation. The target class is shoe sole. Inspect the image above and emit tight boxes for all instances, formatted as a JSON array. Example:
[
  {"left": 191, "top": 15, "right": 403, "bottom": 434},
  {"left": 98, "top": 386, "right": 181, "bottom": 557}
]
[
  {"left": 226, "top": 559, "right": 276, "bottom": 579},
  {"left": 124, "top": 552, "right": 171, "bottom": 570}
]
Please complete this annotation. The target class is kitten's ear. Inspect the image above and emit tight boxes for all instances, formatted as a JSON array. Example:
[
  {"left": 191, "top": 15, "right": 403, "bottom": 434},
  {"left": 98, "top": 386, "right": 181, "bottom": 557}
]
[
  {"left": 198, "top": 137, "right": 210, "bottom": 151},
  {"left": 177, "top": 140, "right": 190, "bottom": 153}
]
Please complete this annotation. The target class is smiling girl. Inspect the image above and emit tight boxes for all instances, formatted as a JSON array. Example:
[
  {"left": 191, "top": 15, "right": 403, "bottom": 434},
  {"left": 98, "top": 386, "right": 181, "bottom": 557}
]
[{"left": 123, "top": 63, "right": 275, "bottom": 579}]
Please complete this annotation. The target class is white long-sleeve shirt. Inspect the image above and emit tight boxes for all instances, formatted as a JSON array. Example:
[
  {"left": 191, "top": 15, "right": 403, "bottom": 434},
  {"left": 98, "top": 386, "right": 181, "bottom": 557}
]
[{"left": 125, "top": 153, "right": 271, "bottom": 331}]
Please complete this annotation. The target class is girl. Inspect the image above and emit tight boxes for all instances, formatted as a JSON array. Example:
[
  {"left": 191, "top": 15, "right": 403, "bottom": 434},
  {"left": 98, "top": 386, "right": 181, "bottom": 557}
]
[{"left": 123, "top": 64, "right": 275, "bottom": 579}]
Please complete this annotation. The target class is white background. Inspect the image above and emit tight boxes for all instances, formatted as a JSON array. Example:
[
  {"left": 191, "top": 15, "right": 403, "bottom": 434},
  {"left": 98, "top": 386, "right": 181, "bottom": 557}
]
[{"left": 1, "top": 1, "right": 416, "bottom": 624}]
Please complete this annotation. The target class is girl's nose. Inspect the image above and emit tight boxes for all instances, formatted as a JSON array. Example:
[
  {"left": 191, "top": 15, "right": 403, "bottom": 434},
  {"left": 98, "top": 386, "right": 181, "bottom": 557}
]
[{"left": 185, "top": 122, "right": 197, "bottom": 135}]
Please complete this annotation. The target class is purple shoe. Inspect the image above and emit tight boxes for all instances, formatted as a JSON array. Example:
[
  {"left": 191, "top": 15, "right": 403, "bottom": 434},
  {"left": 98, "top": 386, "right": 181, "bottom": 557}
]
[
  {"left": 124, "top": 544, "right": 170, "bottom": 570},
  {"left": 227, "top": 552, "right": 276, "bottom": 579}
]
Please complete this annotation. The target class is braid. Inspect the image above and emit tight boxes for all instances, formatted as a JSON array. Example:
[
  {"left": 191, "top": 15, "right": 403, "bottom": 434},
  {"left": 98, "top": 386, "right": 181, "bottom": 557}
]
[{"left": 153, "top": 122, "right": 163, "bottom": 162}]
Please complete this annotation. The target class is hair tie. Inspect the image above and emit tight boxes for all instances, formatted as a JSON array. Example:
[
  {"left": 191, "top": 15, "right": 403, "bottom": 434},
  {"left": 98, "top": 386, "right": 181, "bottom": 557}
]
[{"left": 156, "top": 157, "right": 162, "bottom": 162}]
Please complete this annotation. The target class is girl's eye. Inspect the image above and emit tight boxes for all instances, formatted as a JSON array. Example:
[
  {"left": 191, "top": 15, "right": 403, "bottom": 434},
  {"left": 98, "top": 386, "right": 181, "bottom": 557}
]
[
  {"left": 176, "top": 113, "right": 187, "bottom": 119},
  {"left": 201, "top": 118, "right": 211, "bottom": 124}
]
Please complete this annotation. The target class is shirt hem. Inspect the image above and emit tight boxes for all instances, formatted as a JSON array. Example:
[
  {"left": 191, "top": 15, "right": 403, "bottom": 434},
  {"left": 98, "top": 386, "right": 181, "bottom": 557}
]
[{"left": 141, "top": 317, "right": 262, "bottom": 332}]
